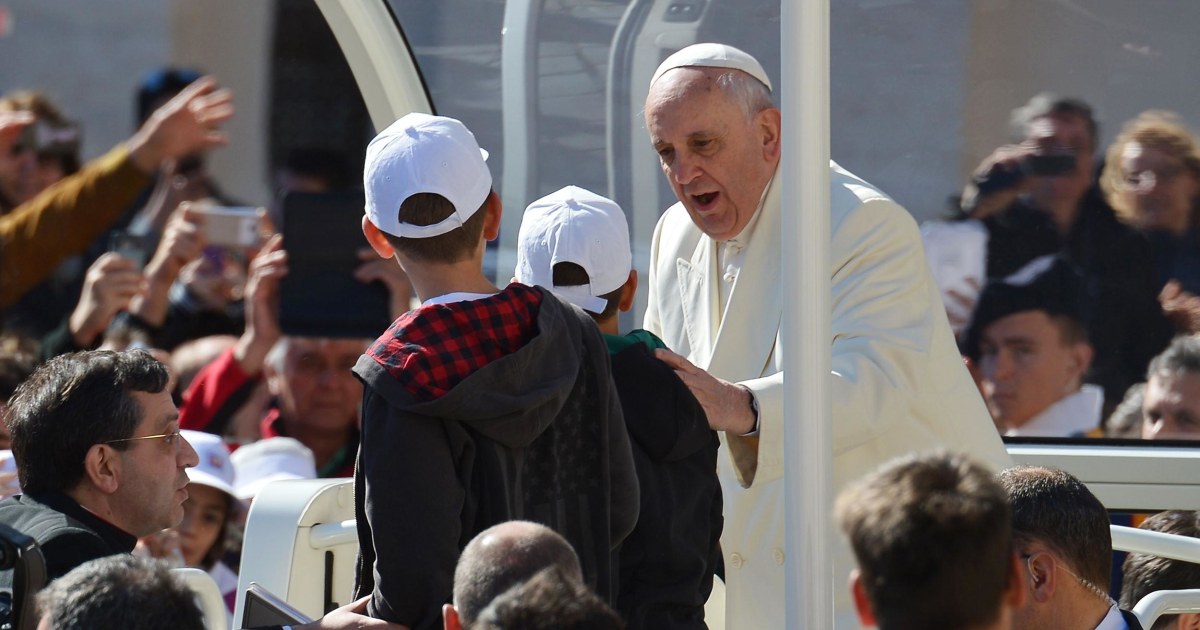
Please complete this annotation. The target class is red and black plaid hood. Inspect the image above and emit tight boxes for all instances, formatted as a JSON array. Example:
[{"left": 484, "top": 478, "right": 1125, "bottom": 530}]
[{"left": 354, "top": 284, "right": 592, "bottom": 447}]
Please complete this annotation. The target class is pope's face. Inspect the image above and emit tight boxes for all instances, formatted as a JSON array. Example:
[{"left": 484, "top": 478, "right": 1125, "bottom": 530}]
[{"left": 644, "top": 68, "right": 780, "bottom": 242}]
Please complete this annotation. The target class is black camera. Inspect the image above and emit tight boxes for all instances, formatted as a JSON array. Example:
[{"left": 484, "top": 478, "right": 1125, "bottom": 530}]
[{"left": 972, "top": 152, "right": 1078, "bottom": 198}]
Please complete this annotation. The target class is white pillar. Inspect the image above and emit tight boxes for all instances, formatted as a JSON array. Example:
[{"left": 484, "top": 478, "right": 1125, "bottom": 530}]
[{"left": 781, "top": 0, "right": 833, "bottom": 627}]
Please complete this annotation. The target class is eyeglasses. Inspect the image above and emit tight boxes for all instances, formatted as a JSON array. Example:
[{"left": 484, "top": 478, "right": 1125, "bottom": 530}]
[
  {"left": 104, "top": 430, "right": 184, "bottom": 449},
  {"left": 1119, "top": 165, "right": 1185, "bottom": 192}
]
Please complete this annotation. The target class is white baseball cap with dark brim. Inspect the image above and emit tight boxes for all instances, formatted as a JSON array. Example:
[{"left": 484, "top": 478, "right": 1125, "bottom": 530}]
[
  {"left": 363, "top": 112, "right": 493, "bottom": 239},
  {"left": 650, "top": 42, "right": 773, "bottom": 92},
  {"left": 515, "top": 186, "right": 632, "bottom": 315}
]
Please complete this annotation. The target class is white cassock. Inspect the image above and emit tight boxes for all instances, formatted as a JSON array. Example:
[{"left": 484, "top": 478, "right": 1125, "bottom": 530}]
[{"left": 643, "top": 161, "right": 1012, "bottom": 629}]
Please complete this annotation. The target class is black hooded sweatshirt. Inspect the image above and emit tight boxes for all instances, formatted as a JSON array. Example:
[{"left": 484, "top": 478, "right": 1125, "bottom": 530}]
[{"left": 352, "top": 284, "right": 639, "bottom": 629}]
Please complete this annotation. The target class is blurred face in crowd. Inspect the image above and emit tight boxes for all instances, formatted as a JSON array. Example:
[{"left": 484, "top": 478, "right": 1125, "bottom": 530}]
[
  {"left": 1142, "top": 371, "right": 1200, "bottom": 440},
  {"left": 644, "top": 67, "right": 781, "bottom": 242},
  {"left": 1023, "top": 113, "right": 1095, "bottom": 211},
  {"left": 31, "top": 154, "right": 69, "bottom": 199},
  {"left": 267, "top": 337, "right": 366, "bottom": 434},
  {"left": 1118, "top": 141, "right": 1199, "bottom": 236},
  {"left": 0, "top": 138, "right": 35, "bottom": 209},
  {"left": 110, "top": 390, "right": 199, "bottom": 537},
  {"left": 978, "top": 311, "right": 1092, "bottom": 430},
  {"left": 176, "top": 483, "right": 229, "bottom": 567}
]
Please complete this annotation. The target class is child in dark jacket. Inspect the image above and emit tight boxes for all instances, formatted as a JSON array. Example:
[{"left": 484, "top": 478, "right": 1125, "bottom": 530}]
[
  {"left": 515, "top": 186, "right": 723, "bottom": 629},
  {"left": 354, "top": 116, "right": 639, "bottom": 630}
]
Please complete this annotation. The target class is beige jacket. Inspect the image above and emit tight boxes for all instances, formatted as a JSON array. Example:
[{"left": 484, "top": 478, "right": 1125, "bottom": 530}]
[{"left": 643, "top": 161, "right": 1011, "bottom": 629}]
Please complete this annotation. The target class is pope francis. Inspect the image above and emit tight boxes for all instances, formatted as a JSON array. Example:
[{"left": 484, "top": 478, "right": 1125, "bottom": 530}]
[{"left": 641, "top": 43, "right": 1012, "bottom": 629}]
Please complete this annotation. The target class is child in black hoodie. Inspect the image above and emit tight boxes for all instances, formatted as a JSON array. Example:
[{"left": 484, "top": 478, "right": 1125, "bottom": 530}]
[
  {"left": 515, "top": 185, "right": 722, "bottom": 629},
  {"left": 354, "top": 115, "right": 639, "bottom": 629}
]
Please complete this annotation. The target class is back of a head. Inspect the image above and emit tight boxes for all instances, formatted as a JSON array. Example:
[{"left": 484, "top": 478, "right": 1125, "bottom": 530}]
[
  {"left": 1120, "top": 510, "right": 1200, "bottom": 630},
  {"left": 363, "top": 113, "right": 493, "bottom": 265},
  {"left": 514, "top": 186, "right": 633, "bottom": 321},
  {"left": 470, "top": 566, "right": 624, "bottom": 630},
  {"left": 997, "top": 466, "right": 1112, "bottom": 590},
  {"left": 835, "top": 451, "right": 1013, "bottom": 630},
  {"left": 6, "top": 350, "right": 169, "bottom": 495},
  {"left": 35, "top": 555, "right": 204, "bottom": 630},
  {"left": 453, "top": 521, "right": 583, "bottom": 627}
]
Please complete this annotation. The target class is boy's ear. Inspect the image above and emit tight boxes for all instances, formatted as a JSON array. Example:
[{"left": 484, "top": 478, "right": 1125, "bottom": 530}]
[
  {"left": 849, "top": 570, "right": 877, "bottom": 627},
  {"left": 362, "top": 216, "right": 396, "bottom": 259},
  {"left": 618, "top": 270, "right": 638, "bottom": 313},
  {"left": 443, "top": 603, "right": 464, "bottom": 630},
  {"left": 483, "top": 191, "right": 503, "bottom": 241}
]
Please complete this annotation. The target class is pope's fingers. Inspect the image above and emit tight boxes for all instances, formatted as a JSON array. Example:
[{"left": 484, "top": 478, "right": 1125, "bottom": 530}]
[{"left": 654, "top": 347, "right": 695, "bottom": 372}]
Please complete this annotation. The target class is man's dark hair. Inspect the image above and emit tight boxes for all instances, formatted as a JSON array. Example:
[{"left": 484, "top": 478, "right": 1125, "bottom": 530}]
[
  {"left": 1011, "top": 92, "right": 1099, "bottom": 154},
  {"left": 472, "top": 566, "right": 624, "bottom": 630},
  {"left": 835, "top": 451, "right": 1013, "bottom": 630},
  {"left": 1120, "top": 510, "right": 1200, "bottom": 630},
  {"left": 381, "top": 192, "right": 489, "bottom": 265},
  {"left": 35, "top": 555, "right": 204, "bottom": 630},
  {"left": 6, "top": 350, "right": 169, "bottom": 495},
  {"left": 453, "top": 521, "right": 583, "bottom": 627},
  {"left": 1147, "top": 335, "right": 1200, "bottom": 381},
  {"left": 551, "top": 262, "right": 623, "bottom": 320},
  {"left": 997, "top": 466, "right": 1112, "bottom": 589}
]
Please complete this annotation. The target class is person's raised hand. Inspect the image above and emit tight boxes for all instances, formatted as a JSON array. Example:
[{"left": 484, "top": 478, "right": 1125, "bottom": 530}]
[
  {"left": 354, "top": 247, "right": 413, "bottom": 320},
  {"left": 0, "top": 111, "right": 34, "bottom": 154},
  {"left": 654, "top": 348, "right": 754, "bottom": 434},
  {"left": 148, "top": 203, "right": 207, "bottom": 282},
  {"left": 1160, "top": 280, "right": 1200, "bottom": 334},
  {"left": 69, "top": 252, "right": 145, "bottom": 347},
  {"left": 128, "top": 77, "right": 234, "bottom": 173},
  {"left": 961, "top": 144, "right": 1036, "bottom": 219},
  {"left": 234, "top": 234, "right": 287, "bottom": 374}
]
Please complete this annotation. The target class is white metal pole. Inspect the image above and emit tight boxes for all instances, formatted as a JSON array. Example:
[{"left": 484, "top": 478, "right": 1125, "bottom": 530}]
[{"left": 781, "top": 0, "right": 833, "bottom": 627}]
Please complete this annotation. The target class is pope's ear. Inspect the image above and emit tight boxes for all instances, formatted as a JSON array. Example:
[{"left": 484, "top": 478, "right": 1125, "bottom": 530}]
[{"left": 756, "top": 107, "right": 782, "bottom": 161}]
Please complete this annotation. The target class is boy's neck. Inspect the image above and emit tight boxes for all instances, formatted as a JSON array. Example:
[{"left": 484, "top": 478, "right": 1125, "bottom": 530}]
[
  {"left": 596, "top": 315, "right": 619, "bottom": 335},
  {"left": 406, "top": 259, "right": 500, "bottom": 303}
]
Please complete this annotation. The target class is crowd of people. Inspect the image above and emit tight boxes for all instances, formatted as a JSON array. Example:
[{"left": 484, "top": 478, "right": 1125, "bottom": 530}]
[{"left": 0, "top": 39, "right": 1196, "bottom": 630}]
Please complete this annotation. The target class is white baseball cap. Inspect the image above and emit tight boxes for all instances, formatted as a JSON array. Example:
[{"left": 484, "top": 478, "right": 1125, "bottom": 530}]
[
  {"left": 181, "top": 430, "right": 236, "bottom": 499},
  {"left": 514, "top": 186, "right": 632, "bottom": 315},
  {"left": 650, "top": 43, "right": 772, "bottom": 92},
  {"left": 229, "top": 437, "right": 317, "bottom": 501},
  {"left": 363, "top": 112, "right": 492, "bottom": 239}
]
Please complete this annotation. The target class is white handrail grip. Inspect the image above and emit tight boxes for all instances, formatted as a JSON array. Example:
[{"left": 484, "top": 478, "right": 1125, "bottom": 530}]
[
  {"left": 1112, "top": 525, "right": 1200, "bottom": 565},
  {"left": 309, "top": 519, "right": 358, "bottom": 549},
  {"left": 174, "top": 567, "right": 229, "bottom": 630},
  {"left": 1133, "top": 589, "right": 1200, "bottom": 629}
]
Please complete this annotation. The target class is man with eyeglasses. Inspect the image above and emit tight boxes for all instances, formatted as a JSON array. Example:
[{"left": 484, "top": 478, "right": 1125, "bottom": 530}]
[
  {"left": 0, "top": 349, "right": 198, "bottom": 588},
  {"left": 998, "top": 465, "right": 1144, "bottom": 630},
  {"left": 0, "top": 350, "right": 402, "bottom": 630}
]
